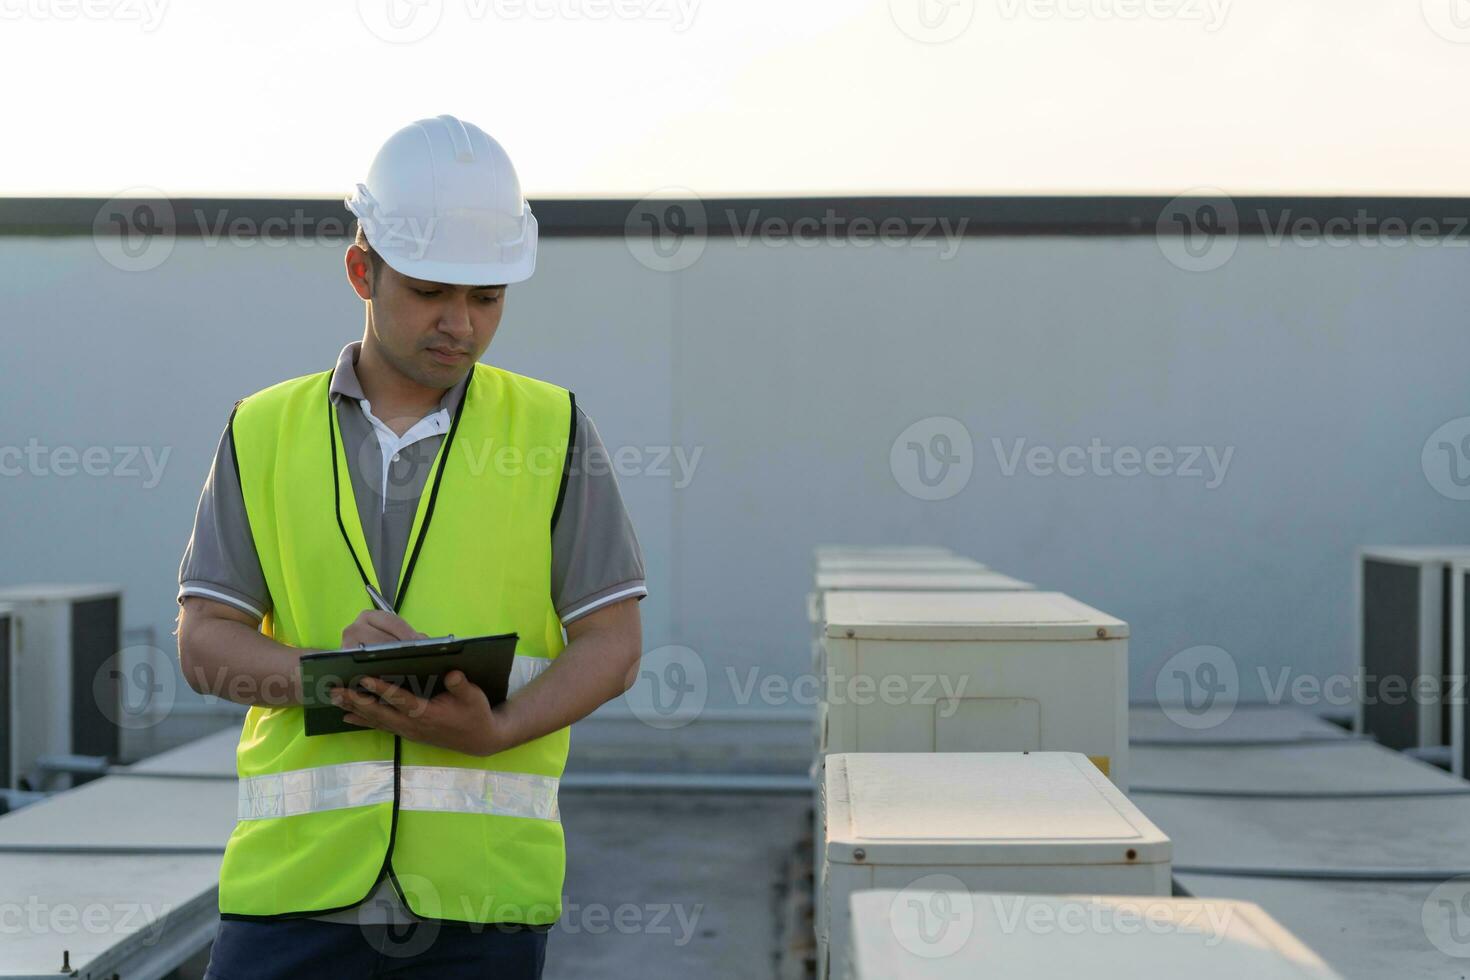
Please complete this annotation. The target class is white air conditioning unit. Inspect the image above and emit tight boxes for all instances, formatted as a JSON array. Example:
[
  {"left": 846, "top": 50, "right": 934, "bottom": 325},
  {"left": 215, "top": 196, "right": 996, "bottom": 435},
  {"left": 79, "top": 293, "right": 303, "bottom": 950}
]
[
  {"left": 1355, "top": 547, "right": 1470, "bottom": 750},
  {"left": 0, "top": 584, "right": 122, "bottom": 789},
  {"left": 817, "top": 590, "right": 1128, "bottom": 786},
  {"left": 846, "top": 891, "right": 1342, "bottom": 979},
  {"left": 807, "top": 566, "right": 1030, "bottom": 634},
  {"left": 818, "top": 752, "right": 1171, "bottom": 980}
]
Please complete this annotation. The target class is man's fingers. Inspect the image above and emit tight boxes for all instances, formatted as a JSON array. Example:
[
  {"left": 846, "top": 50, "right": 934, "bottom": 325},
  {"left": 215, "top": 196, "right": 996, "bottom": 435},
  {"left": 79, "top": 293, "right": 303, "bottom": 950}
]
[
  {"left": 344, "top": 624, "right": 400, "bottom": 646},
  {"left": 359, "top": 676, "right": 428, "bottom": 714},
  {"left": 361, "top": 610, "right": 420, "bottom": 641}
]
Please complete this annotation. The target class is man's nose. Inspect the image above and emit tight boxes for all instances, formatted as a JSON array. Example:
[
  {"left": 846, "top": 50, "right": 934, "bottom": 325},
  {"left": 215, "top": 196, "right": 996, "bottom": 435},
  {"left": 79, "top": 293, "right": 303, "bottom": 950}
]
[{"left": 438, "top": 294, "right": 474, "bottom": 340}]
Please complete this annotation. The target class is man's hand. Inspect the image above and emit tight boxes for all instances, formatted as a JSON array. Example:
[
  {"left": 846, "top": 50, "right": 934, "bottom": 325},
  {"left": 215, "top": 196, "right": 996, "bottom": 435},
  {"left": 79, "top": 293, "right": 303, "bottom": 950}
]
[
  {"left": 341, "top": 609, "right": 427, "bottom": 647},
  {"left": 331, "top": 669, "right": 510, "bottom": 757}
]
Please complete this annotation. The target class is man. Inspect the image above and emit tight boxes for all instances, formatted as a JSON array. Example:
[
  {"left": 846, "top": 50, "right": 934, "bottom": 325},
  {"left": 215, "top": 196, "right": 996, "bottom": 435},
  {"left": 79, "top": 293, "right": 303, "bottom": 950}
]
[{"left": 176, "top": 114, "right": 646, "bottom": 979}]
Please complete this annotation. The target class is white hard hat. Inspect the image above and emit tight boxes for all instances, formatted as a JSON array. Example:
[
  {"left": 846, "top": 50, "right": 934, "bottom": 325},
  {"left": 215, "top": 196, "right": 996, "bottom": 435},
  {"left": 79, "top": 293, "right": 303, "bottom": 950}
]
[{"left": 346, "top": 114, "right": 537, "bottom": 286}]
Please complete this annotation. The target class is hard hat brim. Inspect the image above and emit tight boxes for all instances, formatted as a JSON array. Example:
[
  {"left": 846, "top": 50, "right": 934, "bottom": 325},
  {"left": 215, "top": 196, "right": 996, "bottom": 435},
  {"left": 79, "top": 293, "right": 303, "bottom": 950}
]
[{"left": 370, "top": 245, "right": 537, "bottom": 287}]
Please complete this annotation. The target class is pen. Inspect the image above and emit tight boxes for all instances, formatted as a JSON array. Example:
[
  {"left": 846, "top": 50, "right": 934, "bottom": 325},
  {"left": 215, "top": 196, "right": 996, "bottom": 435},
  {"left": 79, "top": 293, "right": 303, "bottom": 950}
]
[{"left": 365, "top": 582, "right": 394, "bottom": 614}]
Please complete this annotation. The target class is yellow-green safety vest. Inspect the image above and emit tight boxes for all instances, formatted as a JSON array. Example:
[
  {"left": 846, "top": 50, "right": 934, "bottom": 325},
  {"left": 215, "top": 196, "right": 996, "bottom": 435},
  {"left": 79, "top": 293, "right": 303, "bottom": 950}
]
[{"left": 218, "top": 361, "right": 574, "bottom": 926}]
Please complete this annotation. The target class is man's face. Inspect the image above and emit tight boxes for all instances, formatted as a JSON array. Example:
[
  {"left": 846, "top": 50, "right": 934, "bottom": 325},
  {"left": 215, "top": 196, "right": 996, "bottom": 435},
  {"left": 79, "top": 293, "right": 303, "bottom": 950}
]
[{"left": 347, "top": 244, "right": 507, "bottom": 390}]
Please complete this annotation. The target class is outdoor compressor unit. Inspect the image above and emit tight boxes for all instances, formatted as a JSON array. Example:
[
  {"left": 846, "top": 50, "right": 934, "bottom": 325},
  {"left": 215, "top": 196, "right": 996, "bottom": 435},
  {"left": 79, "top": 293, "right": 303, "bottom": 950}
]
[
  {"left": 0, "top": 584, "right": 122, "bottom": 789},
  {"left": 807, "top": 567, "right": 1033, "bottom": 629},
  {"left": 817, "top": 752, "right": 1171, "bottom": 980},
  {"left": 816, "top": 589, "right": 1128, "bottom": 787},
  {"left": 1355, "top": 546, "right": 1470, "bottom": 751},
  {"left": 846, "top": 890, "right": 1341, "bottom": 979}
]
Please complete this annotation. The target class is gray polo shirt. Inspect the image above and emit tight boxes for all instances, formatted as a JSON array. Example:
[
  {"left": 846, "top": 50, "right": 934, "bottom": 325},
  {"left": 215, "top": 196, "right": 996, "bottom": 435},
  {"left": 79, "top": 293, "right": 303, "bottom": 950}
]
[{"left": 178, "top": 341, "right": 646, "bottom": 925}]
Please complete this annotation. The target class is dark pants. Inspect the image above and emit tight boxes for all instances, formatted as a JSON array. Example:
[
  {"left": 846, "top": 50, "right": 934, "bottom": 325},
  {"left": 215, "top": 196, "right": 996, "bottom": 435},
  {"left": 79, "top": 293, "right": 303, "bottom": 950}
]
[{"left": 203, "top": 916, "right": 548, "bottom": 980}]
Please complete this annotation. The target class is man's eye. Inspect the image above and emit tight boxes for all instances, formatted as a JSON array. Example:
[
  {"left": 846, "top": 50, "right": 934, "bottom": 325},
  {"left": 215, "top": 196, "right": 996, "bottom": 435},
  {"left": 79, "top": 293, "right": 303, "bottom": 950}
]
[
  {"left": 415, "top": 288, "right": 440, "bottom": 298},
  {"left": 477, "top": 295, "right": 500, "bottom": 304}
]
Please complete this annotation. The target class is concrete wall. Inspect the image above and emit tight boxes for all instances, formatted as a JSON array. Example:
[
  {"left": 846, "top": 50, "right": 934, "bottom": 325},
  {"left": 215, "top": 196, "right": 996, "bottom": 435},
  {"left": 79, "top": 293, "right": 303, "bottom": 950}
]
[{"left": 2, "top": 229, "right": 1466, "bottom": 751}]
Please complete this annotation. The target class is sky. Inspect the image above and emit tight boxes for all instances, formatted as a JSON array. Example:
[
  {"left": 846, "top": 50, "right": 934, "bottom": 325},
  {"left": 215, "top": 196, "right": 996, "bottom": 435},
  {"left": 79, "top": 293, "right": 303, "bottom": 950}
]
[{"left": 2, "top": 0, "right": 1468, "bottom": 197}]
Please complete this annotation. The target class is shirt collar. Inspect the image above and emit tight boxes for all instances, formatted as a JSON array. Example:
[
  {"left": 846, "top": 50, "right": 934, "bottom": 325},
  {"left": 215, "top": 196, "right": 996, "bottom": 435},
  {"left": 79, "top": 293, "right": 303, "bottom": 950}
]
[{"left": 328, "top": 341, "right": 469, "bottom": 417}]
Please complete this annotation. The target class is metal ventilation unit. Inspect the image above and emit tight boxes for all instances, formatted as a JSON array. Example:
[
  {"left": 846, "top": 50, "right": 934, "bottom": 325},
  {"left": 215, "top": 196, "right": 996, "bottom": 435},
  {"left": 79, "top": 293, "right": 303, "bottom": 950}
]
[
  {"left": 1355, "top": 547, "right": 1470, "bottom": 751},
  {"left": 0, "top": 584, "right": 122, "bottom": 790},
  {"left": 1447, "top": 558, "right": 1470, "bottom": 778},
  {"left": 0, "top": 604, "right": 14, "bottom": 793}
]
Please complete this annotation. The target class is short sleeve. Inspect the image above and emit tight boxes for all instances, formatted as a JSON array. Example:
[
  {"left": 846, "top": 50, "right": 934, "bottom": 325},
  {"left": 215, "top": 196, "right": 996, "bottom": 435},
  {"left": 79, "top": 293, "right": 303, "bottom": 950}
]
[
  {"left": 177, "top": 414, "right": 272, "bottom": 621},
  {"left": 551, "top": 406, "right": 648, "bottom": 624}
]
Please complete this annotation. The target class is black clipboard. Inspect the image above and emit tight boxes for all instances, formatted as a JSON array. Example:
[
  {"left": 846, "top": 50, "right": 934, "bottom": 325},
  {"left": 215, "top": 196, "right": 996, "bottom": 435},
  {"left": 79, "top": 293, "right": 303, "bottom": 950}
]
[{"left": 298, "top": 632, "right": 519, "bottom": 737}]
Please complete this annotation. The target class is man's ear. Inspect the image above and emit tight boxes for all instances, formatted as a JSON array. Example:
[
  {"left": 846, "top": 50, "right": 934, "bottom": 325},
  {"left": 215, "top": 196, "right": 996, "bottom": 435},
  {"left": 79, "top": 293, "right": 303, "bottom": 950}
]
[{"left": 345, "top": 246, "right": 375, "bottom": 301}]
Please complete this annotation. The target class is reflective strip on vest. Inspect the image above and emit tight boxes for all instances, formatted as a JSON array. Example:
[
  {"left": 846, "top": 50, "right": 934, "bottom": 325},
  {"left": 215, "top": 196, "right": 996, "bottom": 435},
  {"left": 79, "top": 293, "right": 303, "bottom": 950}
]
[
  {"left": 238, "top": 761, "right": 559, "bottom": 822},
  {"left": 401, "top": 765, "right": 560, "bottom": 821}
]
